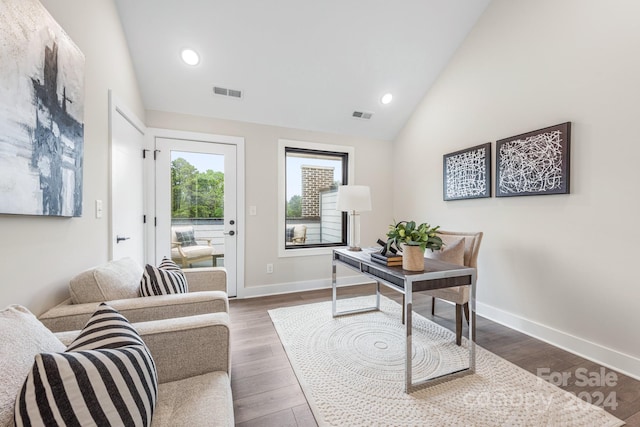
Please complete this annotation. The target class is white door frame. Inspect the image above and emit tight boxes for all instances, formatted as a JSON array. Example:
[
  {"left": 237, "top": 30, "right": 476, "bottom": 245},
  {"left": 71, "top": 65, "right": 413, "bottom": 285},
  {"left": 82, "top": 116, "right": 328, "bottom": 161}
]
[
  {"left": 147, "top": 128, "right": 245, "bottom": 296},
  {"left": 108, "top": 91, "right": 149, "bottom": 263}
]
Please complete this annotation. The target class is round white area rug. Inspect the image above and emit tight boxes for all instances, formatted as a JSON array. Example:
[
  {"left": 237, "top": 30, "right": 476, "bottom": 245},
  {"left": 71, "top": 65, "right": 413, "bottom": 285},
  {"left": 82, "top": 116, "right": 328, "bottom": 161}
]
[{"left": 268, "top": 296, "right": 623, "bottom": 427}]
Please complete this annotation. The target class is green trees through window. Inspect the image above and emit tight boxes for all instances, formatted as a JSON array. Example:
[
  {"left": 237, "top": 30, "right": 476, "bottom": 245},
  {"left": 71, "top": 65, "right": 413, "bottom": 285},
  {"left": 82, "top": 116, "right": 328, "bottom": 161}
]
[
  {"left": 171, "top": 157, "right": 224, "bottom": 218},
  {"left": 287, "top": 194, "right": 302, "bottom": 217}
]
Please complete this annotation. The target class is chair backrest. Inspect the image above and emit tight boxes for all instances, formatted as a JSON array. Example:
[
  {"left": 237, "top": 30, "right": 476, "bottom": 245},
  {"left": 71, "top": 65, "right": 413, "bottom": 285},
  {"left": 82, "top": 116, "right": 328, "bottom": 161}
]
[
  {"left": 436, "top": 230, "right": 483, "bottom": 268},
  {"left": 292, "top": 224, "right": 307, "bottom": 243}
]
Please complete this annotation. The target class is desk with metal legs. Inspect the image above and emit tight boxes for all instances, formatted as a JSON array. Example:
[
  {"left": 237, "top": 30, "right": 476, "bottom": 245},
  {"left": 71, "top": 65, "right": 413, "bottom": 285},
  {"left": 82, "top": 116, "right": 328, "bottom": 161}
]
[{"left": 331, "top": 248, "right": 477, "bottom": 393}]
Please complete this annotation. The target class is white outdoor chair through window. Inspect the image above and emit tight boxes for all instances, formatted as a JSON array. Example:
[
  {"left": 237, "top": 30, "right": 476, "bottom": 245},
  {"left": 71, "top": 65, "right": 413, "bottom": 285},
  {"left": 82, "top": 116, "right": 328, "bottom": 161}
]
[{"left": 171, "top": 225, "right": 219, "bottom": 268}]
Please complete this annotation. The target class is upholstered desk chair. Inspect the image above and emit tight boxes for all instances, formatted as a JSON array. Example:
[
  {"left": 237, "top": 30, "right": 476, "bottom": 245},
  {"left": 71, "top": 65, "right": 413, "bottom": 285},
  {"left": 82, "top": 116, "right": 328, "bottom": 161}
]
[{"left": 425, "top": 230, "right": 483, "bottom": 346}]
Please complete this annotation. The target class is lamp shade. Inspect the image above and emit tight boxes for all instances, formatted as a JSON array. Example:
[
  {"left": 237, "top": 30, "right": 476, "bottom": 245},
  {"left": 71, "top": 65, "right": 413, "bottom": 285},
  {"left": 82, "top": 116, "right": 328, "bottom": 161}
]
[{"left": 336, "top": 185, "right": 372, "bottom": 212}]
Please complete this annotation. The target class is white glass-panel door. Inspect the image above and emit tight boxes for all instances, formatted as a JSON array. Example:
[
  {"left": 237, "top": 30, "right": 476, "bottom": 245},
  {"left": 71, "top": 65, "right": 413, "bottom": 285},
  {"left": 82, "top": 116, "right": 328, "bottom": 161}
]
[{"left": 155, "top": 137, "right": 237, "bottom": 296}]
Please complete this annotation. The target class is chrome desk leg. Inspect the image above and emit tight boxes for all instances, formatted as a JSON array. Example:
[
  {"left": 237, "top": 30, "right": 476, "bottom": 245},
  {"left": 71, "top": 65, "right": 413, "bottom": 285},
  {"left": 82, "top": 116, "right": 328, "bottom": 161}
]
[
  {"left": 405, "top": 275, "right": 476, "bottom": 392},
  {"left": 468, "top": 270, "right": 477, "bottom": 373},
  {"left": 332, "top": 260, "right": 380, "bottom": 317},
  {"left": 331, "top": 261, "right": 337, "bottom": 317},
  {"left": 405, "top": 286, "right": 412, "bottom": 393}
]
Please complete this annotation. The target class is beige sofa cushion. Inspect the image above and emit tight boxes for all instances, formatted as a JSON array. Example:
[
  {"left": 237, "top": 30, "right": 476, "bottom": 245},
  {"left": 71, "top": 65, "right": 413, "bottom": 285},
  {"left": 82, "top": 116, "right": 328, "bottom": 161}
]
[
  {"left": 151, "top": 372, "right": 233, "bottom": 427},
  {"left": 70, "top": 257, "right": 143, "bottom": 304},
  {"left": 171, "top": 244, "right": 214, "bottom": 260},
  {"left": 0, "top": 305, "right": 65, "bottom": 427},
  {"left": 424, "top": 235, "right": 465, "bottom": 265}
]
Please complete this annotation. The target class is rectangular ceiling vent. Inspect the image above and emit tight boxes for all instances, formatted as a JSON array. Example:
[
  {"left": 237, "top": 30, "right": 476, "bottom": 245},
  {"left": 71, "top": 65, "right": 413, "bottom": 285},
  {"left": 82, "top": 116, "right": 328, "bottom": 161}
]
[
  {"left": 213, "top": 86, "right": 243, "bottom": 99},
  {"left": 352, "top": 110, "right": 373, "bottom": 120}
]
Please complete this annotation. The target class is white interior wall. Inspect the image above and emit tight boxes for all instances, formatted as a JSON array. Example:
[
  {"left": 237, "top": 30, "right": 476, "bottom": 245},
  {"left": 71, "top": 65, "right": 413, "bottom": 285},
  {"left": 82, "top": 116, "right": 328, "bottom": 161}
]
[
  {"left": 0, "top": 0, "right": 144, "bottom": 315},
  {"left": 392, "top": 0, "right": 640, "bottom": 378},
  {"left": 146, "top": 110, "right": 394, "bottom": 297},
  {"left": 6, "top": 0, "right": 635, "bottom": 381}
]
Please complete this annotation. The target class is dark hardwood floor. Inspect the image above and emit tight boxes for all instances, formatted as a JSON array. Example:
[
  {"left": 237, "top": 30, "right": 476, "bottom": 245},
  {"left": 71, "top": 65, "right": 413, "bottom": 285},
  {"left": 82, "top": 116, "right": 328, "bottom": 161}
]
[{"left": 229, "top": 285, "right": 640, "bottom": 426}]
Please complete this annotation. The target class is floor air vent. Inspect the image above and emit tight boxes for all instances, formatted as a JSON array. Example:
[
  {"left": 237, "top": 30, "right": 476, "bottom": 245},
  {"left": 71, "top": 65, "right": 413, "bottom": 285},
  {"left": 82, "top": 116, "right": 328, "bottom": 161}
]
[
  {"left": 352, "top": 110, "right": 373, "bottom": 120},
  {"left": 213, "top": 86, "right": 243, "bottom": 99}
]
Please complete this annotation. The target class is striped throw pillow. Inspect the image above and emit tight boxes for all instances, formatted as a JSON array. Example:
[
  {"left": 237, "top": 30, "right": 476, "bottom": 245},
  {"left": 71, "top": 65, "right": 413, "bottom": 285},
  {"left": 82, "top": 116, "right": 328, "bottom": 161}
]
[
  {"left": 140, "top": 257, "right": 188, "bottom": 297},
  {"left": 15, "top": 304, "right": 158, "bottom": 427}
]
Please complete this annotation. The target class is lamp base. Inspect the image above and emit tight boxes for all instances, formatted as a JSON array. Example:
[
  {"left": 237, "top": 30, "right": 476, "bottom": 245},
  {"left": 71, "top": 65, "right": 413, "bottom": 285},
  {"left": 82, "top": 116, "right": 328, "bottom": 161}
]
[{"left": 347, "top": 246, "right": 362, "bottom": 251}]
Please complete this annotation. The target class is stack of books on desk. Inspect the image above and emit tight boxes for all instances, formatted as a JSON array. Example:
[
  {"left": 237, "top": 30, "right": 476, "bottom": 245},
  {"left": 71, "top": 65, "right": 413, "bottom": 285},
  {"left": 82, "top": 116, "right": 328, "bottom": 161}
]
[{"left": 370, "top": 252, "right": 403, "bottom": 267}]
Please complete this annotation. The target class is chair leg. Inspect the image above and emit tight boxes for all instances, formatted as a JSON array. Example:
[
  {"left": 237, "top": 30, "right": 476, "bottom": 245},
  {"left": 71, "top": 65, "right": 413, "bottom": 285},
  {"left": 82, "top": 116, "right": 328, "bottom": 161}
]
[
  {"left": 463, "top": 302, "right": 470, "bottom": 325},
  {"left": 455, "top": 304, "right": 462, "bottom": 346},
  {"left": 401, "top": 296, "right": 405, "bottom": 325},
  {"left": 431, "top": 297, "right": 436, "bottom": 316}
]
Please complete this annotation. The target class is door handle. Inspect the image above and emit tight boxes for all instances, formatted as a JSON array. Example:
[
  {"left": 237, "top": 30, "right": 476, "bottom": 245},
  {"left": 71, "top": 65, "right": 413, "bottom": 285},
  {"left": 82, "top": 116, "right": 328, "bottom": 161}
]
[
  {"left": 224, "top": 230, "right": 235, "bottom": 236},
  {"left": 116, "top": 236, "right": 131, "bottom": 243}
]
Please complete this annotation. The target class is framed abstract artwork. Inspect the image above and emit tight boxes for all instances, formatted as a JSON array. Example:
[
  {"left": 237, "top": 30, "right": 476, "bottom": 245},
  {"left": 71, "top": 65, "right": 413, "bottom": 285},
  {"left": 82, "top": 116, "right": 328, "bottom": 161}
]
[
  {"left": 443, "top": 143, "right": 491, "bottom": 201},
  {"left": 496, "top": 122, "right": 571, "bottom": 197},
  {"left": 0, "top": 0, "right": 85, "bottom": 216}
]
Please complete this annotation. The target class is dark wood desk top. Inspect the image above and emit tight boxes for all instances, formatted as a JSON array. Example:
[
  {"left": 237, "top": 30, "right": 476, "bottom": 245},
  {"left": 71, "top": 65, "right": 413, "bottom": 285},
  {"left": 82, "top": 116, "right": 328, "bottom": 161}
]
[{"left": 333, "top": 247, "right": 474, "bottom": 293}]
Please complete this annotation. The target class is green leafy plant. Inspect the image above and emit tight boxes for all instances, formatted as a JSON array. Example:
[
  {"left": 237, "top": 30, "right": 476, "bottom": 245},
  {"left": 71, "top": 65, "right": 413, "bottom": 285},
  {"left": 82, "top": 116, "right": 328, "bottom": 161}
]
[{"left": 386, "top": 220, "right": 443, "bottom": 252}]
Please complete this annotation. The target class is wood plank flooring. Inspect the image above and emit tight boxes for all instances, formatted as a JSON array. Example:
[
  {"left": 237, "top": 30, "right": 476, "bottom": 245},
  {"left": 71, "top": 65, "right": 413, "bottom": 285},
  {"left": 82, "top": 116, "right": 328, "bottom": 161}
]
[{"left": 229, "top": 285, "right": 640, "bottom": 426}]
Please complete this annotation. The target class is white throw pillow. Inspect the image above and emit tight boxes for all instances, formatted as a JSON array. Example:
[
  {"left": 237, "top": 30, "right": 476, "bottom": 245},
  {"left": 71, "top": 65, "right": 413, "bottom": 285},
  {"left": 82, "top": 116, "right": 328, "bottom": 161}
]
[{"left": 0, "top": 305, "right": 65, "bottom": 427}]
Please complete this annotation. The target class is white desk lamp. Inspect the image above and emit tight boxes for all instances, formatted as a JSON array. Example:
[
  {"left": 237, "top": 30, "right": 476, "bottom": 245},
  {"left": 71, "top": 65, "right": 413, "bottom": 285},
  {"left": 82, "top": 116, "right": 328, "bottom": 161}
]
[{"left": 336, "top": 185, "right": 372, "bottom": 251}]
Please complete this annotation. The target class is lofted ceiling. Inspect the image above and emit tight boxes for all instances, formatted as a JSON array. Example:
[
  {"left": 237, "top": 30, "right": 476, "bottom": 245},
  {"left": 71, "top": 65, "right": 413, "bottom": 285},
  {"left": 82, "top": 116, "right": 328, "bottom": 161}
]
[{"left": 114, "top": 1, "right": 490, "bottom": 141}]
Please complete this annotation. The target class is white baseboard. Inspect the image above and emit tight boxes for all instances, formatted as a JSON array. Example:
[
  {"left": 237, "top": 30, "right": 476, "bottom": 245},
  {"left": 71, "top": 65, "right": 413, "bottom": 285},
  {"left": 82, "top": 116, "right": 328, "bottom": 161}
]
[
  {"left": 476, "top": 301, "right": 640, "bottom": 381},
  {"left": 237, "top": 274, "right": 372, "bottom": 299}
]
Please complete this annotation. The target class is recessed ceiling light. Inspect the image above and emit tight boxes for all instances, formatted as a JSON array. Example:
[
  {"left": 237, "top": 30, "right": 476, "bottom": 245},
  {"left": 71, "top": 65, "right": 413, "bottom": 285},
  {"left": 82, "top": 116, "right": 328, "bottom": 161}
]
[
  {"left": 181, "top": 49, "right": 200, "bottom": 66},
  {"left": 381, "top": 93, "right": 393, "bottom": 105}
]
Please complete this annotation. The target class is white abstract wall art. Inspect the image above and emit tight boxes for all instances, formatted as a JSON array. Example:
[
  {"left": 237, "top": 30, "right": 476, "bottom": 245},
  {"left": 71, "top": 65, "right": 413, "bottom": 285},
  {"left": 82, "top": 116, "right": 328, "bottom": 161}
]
[
  {"left": 0, "top": 0, "right": 85, "bottom": 217},
  {"left": 496, "top": 122, "right": 571, "bottom": 197},
  {"left": 443, "top": 143, "right": 491, "bottom": 201}
]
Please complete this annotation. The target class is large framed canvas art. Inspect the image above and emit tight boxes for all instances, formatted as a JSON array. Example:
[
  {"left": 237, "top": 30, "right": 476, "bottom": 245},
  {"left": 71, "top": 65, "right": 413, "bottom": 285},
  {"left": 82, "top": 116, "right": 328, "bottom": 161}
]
[
  {"left": 496, "top": 122, "right": 571, "bottom": 197},
  {"left": 0, "top": 0, "right": 85, "bottom": 216}
]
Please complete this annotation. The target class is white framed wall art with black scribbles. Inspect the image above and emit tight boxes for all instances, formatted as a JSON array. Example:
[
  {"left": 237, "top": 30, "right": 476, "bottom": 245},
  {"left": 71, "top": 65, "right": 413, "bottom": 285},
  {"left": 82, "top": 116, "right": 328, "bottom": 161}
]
[{"left": 0, "top": 0, "right": 85, "bottom": 217}]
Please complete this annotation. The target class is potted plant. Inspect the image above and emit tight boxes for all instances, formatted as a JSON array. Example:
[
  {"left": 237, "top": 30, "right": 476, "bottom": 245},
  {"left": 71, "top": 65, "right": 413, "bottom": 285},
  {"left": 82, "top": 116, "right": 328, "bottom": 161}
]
[{"left": 386, "top": 221, "right": 443, "bottom": 271}]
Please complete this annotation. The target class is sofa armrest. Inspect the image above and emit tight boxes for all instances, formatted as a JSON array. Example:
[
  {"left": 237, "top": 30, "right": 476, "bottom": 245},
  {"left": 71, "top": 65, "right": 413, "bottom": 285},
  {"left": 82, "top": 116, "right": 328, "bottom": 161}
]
[
  {"left": 135, "top": 313, "right": 231, "bottom": 383},
  {"left": 40, "top": 291, "right": 228, "bottom": 332},
  {"left": 54, "top": 312, "right": 231, "bottom": 384},
  {"left": 183, "top": 267, "right": 227, "bottom": 293}
]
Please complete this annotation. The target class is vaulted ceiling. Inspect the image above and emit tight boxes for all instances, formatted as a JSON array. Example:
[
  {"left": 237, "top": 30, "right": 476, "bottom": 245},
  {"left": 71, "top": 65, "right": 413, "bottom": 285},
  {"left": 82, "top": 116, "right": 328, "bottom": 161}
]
[{"left": 114, "top": 1, "right": 490, "bottom": 141}]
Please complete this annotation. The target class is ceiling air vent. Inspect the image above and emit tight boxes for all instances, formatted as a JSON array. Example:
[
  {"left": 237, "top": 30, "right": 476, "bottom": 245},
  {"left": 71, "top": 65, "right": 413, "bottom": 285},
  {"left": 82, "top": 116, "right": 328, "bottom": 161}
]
[
  {"left": 352, "top": 110, "right": 373, "bottom": 120},
  {"left": 213, "top": 86, "right": 243, "bottom": 99}
]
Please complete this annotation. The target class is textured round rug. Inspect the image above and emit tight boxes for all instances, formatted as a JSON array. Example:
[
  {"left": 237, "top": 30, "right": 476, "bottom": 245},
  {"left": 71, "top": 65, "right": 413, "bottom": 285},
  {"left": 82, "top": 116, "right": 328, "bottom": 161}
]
[{"left": 268, "top": 296, "right": 623, "bottom": 427}]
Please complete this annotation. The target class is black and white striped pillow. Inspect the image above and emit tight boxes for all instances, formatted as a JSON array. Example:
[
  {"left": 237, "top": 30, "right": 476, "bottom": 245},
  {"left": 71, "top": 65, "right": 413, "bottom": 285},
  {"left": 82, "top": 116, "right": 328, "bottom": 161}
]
[
  {"left": 140, "top": 257, "right": 188, "bottom": 297},
  {"left": 66, "top": 303, "right": 147, "bottom": 351},
  {"left": 15, "top": 304, "right": 158, "bottom": 427}
]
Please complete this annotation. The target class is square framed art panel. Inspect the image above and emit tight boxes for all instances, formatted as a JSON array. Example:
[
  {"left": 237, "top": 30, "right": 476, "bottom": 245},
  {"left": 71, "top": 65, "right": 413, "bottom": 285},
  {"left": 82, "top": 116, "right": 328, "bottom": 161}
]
[
  {"left": 443, "top": 142, "right": 491, "bottom": 201},
  {"left": 496, "top": 122, "right": 571, "bottom": 197}
]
